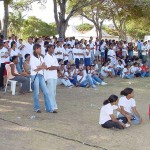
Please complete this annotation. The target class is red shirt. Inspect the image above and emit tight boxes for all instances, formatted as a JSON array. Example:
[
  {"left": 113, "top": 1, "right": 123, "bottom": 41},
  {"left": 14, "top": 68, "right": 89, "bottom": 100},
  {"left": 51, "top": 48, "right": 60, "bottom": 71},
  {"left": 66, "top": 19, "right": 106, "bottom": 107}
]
[{"left": 141, "top": 65, "right": 148, "bottom": 72}]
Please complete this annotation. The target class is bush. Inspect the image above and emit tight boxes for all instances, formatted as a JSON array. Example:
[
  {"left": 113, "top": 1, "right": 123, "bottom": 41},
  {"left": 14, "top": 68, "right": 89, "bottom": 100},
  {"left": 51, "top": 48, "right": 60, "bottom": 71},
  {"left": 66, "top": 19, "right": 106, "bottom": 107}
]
[{"left": 76, "top": 23, "right": 93, "bottom": 32}]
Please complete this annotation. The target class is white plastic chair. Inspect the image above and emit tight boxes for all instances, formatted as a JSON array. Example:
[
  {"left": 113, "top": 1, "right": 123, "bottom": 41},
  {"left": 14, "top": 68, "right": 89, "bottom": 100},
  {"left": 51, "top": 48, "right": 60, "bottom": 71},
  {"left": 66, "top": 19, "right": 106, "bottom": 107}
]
[{"left": 5, "top": 64, "right": 18, "bottom": 95}]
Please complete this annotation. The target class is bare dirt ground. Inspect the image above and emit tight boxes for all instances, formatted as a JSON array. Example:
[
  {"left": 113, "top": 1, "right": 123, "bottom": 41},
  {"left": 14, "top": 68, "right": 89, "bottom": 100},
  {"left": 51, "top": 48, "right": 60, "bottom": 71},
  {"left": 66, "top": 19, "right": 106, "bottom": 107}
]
[{"left": 0, "top": 77, "right": 150, "bottom": 150}]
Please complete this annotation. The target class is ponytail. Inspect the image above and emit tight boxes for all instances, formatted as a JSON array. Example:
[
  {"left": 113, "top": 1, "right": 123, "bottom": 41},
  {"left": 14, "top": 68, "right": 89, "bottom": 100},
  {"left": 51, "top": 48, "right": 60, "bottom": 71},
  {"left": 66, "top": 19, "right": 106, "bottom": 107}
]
[
  {"left": 103, "top": 95, "right": 118, "bottom": 105},
  {"left": 120, "top": 88, "right": 133, "bottom": 96}
]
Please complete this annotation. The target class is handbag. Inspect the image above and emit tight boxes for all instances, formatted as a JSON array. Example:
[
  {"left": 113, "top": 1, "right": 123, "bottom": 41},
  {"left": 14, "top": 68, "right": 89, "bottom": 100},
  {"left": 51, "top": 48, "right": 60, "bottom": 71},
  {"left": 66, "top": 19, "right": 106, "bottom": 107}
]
[{"left": 31, "top": 73, "right": 38, "bottom": 91}]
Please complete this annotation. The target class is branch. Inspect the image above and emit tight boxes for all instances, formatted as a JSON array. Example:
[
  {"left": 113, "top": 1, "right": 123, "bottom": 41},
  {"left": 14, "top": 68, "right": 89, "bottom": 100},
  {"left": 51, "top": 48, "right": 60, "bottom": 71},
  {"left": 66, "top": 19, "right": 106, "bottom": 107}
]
[
  {"left": 53, "top": 0, "right": 59, "bottom": 26},
  {"left": 66, "top": 0, "right": 104, "bottom": 22}
]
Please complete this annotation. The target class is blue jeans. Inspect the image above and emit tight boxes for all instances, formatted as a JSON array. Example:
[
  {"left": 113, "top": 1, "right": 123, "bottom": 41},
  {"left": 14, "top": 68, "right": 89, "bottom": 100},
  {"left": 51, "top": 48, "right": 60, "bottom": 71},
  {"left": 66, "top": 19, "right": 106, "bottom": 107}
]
[
  {"left": 31, "top": 74, "right": 52, "bottom": 112},
  {"left": 141, "top": 71, "right": 149, "bottom": 77},
  {"left": 138, "top": 50, "right": 142, "bottom": 58},
  {"left": 69, "top": 75, "right": 77, "bottom": 86},
  {"left": 128, "top": 51, "right": 133, "bottom": 58},
  {"left": 80, "top": 75, "right": 94, "bottom": 87},
  {"left": 47, "top": 79, "right": 58, "bottom": 110},
  {"left": 118, "top": 114, "right": 140, "bottom": 125},
  {"left": 16, "top": 63, "right": 22, "bottom": 73},
  {"left": 91, "top": 51, "right": 94, "bottom": 64},
  {"left": 92, "top": 75, "right": 102, "bottom": 84},
  {"left": 124, "top": 74, "right": 134, "bottom": 79}
]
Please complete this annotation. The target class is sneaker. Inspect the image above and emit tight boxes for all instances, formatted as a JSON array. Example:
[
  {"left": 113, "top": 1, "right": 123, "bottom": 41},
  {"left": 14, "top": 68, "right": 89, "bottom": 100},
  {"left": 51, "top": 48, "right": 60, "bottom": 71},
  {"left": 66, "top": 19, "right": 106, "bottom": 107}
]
[
  {"left": 96, "top": 82, "right": 100, "bottom": 85},
  {"left": 92, "top": 85, "right": 96, "bottom": 88},
  {"left": 101, "top": 82, "right": 107, "bottom": 85},
  {"left": 36, "top": 110, "right": 41, "bottom": 113},
  {"left": 125, "top": 123, "right": 130, "bottom": 128}
]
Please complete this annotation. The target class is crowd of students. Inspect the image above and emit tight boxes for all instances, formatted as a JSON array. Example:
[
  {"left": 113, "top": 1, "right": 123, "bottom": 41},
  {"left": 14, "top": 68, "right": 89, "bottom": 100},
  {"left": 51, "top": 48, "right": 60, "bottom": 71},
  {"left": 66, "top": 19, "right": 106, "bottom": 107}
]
[{"left": 0, "top": 34, "right": 149, "bottom": 117}]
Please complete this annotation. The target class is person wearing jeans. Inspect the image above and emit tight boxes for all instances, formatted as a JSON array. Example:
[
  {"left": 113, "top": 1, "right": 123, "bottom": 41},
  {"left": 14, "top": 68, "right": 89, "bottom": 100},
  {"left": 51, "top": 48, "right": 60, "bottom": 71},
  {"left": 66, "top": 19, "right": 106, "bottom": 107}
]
[
  {"left": 44, "top": 44, "right": 59, "bottom": 112},
  {"left": 77, "top": 70, "right": 96, "bottom": 88},
  {"left": 30, "top": 44, "right": 52, "bottom": 113},
  {"left": 9, "top": 56, "right": 30, "bottom": 94},
  {"left": 31, "top": 74, "right": 51, "bottom": 112}
]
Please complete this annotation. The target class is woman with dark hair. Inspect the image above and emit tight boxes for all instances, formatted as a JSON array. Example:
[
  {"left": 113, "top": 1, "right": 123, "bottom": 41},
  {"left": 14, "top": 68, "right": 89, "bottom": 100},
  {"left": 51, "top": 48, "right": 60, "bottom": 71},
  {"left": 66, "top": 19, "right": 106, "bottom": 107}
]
[
  {"left": 30, "top": 43, "right": 52, "bottom": 113},
  {"left": 118, "top": 88, "right": 142, "bottom": 125},
  {"left": 10, "top": 41, "right": 22, "bottom": 73},
  {"left": 99, "top": 95, "right": 131, "bottom": 129},
  {"left": 9, "top": 56, "right": 30, "bottom": 94},
  {"left": 23, "top": 54, "right": 31, "bottom": 75}
]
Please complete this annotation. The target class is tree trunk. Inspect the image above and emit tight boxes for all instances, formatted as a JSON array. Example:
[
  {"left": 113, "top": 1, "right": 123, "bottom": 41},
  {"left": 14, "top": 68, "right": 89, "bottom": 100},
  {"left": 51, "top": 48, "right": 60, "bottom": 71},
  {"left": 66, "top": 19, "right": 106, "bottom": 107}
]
[
  {"left": 58, "top": 21, "right": 68, "bottom": 38},
  {"left": 2, "top": 2, "right": 9, "bottom": 39}
]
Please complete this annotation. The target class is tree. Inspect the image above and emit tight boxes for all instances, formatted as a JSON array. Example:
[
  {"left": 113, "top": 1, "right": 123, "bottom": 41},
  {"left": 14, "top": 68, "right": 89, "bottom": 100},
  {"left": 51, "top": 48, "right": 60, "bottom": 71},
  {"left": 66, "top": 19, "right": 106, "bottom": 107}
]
[
  {"left": 53, "top": 0, "right": 101, "bottom": 38},
  {"left": 22, "top": 16, "right": 57, "bottom": 39},
  {"left": 79, "top": 0, "right": 109, "bottom": 40},
  {"left": 8, "top": 11, "right": 25, "bottom": 36},
  {"left": 2, "top": 0, "right": 13, "bottom": 39}
]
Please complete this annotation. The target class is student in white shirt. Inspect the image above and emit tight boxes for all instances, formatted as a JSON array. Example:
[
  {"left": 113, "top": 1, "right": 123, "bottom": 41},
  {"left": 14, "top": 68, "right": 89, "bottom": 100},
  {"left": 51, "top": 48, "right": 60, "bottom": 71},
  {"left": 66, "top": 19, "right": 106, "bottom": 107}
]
[
  {"left": 84, "top": 44, "right": 91, "bottom": 66},
  {"left": 122, "top": 41, "right": 128, "bottom": 58},
  {"left": 0, "top": 42, "right": 6, "bottom": 89},
  {"left": 2, "top": 40, "right": 10, "bottom": 87},
  {"left": 122, "top": 64, "right": 134, "bottom": 79},
  {"left": 115, "top": 60, "right": 124, "bottom": 76},
  {"left": 10, "top": 41, "right": 22, "bottom": 73},
  {"left": 118, "top": 88, "right": 142, "bottom": 125},
  {"left": 107, "top": 44, "right": 116, "bottom": 66},
  {"left": 141, "top": 42, "right": 147, "bottom": 63},
  {"left": 67, "top": 44, "right": 73, "bottom": 63},
  {"left": 89, "top": 39, "right": 95, "bottom": 64},
  {"left": 130, "top": 62, "right": 141, "bottom": 77},
  {"left": 72, "top": 43, "right": 80, "bottom": 68},
  {"left": 79, "top": 43, "right": 84, "bottom": 65},
  {"left": 57, "top": 63, "right": 73, "bottom": 87},
  {"left": 63, "top": 44, "right": 69, "bottom": 65},
  {"left": 30, "top": 44, "right": 52, "bottom": 113},
  {"left": 54, "top": 41, "right": 64, "bottom": 61},
  {"left": 24, "top": 37, "right": 34, "bottom": 56},
  {"left": 101, "top": 62, "right": 112, "bottom": 77},
  {"left": 99, "top": 95, "right": 130, "bottom": 129},
  {"left": 44, "top": 45, "right": 59, "bottom": 113},
  {"left": 77, "top": 69, "right": 96, "bottom": 88}
]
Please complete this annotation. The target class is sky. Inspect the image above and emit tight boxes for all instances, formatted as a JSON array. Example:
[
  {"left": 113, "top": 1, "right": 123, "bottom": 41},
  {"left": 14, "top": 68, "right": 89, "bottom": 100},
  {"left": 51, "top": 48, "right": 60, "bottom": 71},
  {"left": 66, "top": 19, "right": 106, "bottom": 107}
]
[{"left": 0, "top": 1, "right": 112, "bottom": 26}]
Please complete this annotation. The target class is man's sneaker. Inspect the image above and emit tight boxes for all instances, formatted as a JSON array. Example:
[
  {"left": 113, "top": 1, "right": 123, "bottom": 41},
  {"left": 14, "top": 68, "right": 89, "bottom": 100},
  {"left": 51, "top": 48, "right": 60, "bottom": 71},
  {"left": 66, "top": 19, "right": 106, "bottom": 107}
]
[
  {"left": 125, "top": 123, "right": 130, "bottom": 128},
  {"left": 92, "top": 85, "right": 96, "bottom": 88},
  {"left": 96, "top": 82, "right": 100, "bottom": 85},
  {"left": 101, "top": 82, "right": 107, "bottom": 85}
]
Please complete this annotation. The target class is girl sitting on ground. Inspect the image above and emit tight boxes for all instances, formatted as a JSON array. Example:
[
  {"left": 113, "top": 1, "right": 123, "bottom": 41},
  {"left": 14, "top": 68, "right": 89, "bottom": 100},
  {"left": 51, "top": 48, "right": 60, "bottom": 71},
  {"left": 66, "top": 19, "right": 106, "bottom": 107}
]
[
  {"left": 117, "top": 88, "right": 142, "bottom": 125},
  {"left": 99, "top": 95, "right": 131, "bottom": 129}
]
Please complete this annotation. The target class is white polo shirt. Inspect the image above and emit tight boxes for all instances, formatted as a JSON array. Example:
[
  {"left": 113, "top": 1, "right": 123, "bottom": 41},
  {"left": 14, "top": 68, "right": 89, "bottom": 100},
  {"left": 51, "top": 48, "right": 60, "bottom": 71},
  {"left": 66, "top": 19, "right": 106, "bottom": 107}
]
[
  {"left": 44, "top": 53, "right": 59, "bottom": 80},
  {"left": 84, "top": 49, "right": 91, "bottom": 58},
  {"left": 54, "top": 46, "right": 64, "bottom": 59},
  {"left": 0, "top": 47, "right": 10, "bottom": 63},
  {"left": 30, "top": 55, "right": 44, "bottom": 76},
  {"left": 24, "top": 43, "right": 34, "bottom": 56},
  {"left": 72, "top": 48, "right": 80, "bottom": 59}
]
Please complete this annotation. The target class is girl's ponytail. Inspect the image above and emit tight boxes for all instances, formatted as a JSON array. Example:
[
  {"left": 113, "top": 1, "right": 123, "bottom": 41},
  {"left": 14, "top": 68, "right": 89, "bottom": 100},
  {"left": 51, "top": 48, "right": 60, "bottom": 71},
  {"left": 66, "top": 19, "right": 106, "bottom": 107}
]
[
  {"left": 103, "top": 99, "right": 110, "bottom": 105},
  {"left": 103, "top": 95, "right": 118, "bottom": 105}
]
